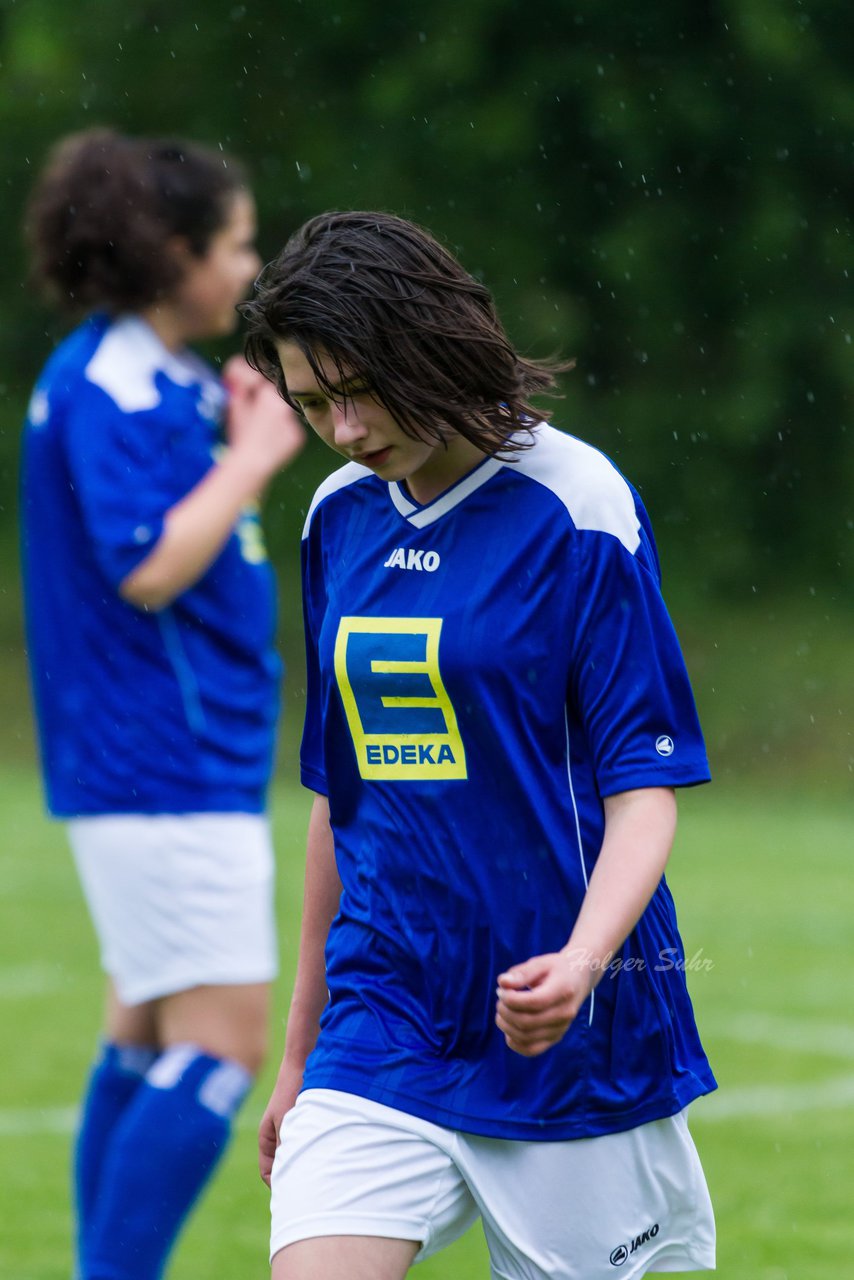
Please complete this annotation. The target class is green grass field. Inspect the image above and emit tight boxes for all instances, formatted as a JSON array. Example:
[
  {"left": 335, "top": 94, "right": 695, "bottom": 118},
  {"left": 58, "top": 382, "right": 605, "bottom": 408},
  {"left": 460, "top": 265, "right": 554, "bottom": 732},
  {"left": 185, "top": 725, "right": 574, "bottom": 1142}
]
[{"left": 1, "top": 765, "right": 852, "bottom": 1279}]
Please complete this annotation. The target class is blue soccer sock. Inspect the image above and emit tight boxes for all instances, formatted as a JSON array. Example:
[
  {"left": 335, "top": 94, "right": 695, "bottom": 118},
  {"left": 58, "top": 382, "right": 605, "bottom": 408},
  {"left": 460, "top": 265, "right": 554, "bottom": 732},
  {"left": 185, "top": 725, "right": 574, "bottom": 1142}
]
[
  {"left": 82, "top": 1044, "right": 253, "bottom": 1280},
  {"left": 74, "top": 1042, "right": 159, "bottom": 1276}
]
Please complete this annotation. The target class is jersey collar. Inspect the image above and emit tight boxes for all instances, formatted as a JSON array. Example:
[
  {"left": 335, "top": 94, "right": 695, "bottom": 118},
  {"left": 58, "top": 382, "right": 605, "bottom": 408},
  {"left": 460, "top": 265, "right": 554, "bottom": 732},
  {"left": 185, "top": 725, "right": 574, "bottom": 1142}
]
[{"left": 388, "top": 456, "right": 504, "bottom": 528}]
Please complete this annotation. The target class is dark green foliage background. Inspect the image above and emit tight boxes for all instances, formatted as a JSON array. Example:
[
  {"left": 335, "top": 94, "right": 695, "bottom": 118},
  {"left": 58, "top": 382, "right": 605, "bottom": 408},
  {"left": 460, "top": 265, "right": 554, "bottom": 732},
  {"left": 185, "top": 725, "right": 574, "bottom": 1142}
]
[
  {"left": 0, "top": 1, "right": 850, "bottom": 792},
  {"left": 2, "top": 0, "right": 852, "bottom": 586}
]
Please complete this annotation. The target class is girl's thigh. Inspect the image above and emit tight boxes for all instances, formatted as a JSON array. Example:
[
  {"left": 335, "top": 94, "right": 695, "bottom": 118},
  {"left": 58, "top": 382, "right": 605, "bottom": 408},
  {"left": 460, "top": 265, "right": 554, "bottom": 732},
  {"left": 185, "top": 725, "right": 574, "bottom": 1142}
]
[
  {"left": 269, "top": 1090, "right": 479, "bottom": 1269},
  {"left": 273, "top": 1235, "right": 419, "bottom": 1280},
  {"left": 458, "top": 1108, "right": 715, "bottom": 1280}
]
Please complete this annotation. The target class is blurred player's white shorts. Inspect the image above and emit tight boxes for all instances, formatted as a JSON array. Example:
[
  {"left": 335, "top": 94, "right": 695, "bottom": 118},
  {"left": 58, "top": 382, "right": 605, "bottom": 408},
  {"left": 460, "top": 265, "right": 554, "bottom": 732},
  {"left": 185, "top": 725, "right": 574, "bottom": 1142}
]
[
  {"left": 67, "top": 812, "right": 278, "bottom": 1005},
  {"left": 270, "top": 1088, "right": 715, "bottom": 1279}
]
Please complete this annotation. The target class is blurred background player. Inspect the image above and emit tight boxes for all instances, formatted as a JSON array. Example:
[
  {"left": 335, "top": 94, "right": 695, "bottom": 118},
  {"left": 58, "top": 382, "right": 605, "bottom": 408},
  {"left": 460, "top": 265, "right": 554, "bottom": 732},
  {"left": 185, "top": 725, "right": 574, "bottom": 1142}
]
[
  {"left": 20, "top": 128, "right": 305, "bottom": 1280},
  {"left": 242, "top": 211, "right": 717, "bottom": 1280}
]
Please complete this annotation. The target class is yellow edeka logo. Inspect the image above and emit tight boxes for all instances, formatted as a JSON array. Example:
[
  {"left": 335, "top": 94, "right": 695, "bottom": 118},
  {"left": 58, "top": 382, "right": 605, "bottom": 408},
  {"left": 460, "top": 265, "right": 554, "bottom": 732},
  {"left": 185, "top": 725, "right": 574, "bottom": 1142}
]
[
  {"left": 334, "top": 617, "right": 467, "bottom": 780},
  {"left": 212, "top": 446, "right": 267, "bottom": 564},
  {"left": 236, "top": 502, "right": 268, "bottom": 564}
]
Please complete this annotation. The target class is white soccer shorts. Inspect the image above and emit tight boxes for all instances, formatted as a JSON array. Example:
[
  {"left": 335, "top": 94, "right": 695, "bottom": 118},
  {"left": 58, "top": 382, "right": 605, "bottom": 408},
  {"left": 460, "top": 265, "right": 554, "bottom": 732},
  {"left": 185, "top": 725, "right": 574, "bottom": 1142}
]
[
  {"left": 269, "top": 1088, "right": 715, "bottom": 1279},
  {"left": 68, "top": 812, "right": 278, "bottom": 1005}
]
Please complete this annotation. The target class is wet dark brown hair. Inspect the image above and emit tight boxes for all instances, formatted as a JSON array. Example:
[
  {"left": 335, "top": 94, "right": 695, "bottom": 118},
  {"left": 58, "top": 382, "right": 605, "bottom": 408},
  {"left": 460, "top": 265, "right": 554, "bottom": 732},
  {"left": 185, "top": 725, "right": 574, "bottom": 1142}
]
[
  {"left": 25, "top": 127, "right": 247, "bottom": 313},
  {"left": 241, "top": 211, "right": 568, "bottom": 455}
]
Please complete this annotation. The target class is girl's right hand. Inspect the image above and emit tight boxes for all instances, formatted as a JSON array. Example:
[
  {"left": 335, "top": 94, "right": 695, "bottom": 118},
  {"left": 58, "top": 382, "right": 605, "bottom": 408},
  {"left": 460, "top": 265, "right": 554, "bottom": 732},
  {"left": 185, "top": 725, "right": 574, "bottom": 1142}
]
[{"left": 258, "top": 1058, "right": 305, "bottom": 1186}]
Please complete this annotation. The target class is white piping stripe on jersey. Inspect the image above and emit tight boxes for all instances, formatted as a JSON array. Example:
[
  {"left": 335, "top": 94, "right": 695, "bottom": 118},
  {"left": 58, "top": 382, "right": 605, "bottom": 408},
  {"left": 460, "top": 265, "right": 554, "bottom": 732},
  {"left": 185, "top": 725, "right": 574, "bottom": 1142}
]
[
  {"left": 158, "top": 610, "right": 207, "bottom": 735},
  {"left": 390, "top": 457, "right": 505, "bottom": 529},
  {"left": 302, "top": 460, "right": 372, "bottom": 539},
  {"left": 502, "top": 424, "right": 642, "bottom": 554},
  {"left": 389, "top": 483, "right": 418, "bottom": 519},
  {"left": 304, "top": 426, "right": 641, "bottom": 549},
  {"left": 387, "top": 425, "right": 640, "bottom": 544},
  {"left": 564, "top": 708, "right": 595, "bottom": 1027}
]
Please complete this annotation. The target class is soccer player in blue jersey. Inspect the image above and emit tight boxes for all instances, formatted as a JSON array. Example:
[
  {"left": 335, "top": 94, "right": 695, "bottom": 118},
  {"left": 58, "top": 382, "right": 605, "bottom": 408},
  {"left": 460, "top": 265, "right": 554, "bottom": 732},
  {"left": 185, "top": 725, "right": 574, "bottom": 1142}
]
[
  {"left": 242, "top": 211, "right": 716, "bottom": 1279},
  {"left": 20, "top": 129, "right": 305, "bottom": 1280}
]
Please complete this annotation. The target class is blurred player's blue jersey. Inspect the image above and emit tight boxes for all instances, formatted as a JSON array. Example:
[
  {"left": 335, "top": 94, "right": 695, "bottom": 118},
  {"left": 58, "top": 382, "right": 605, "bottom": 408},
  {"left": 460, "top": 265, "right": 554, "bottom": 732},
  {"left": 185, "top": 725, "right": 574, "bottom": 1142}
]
[
  {"left": 21, "top": 313, "right": 280, "bottom": 816},
  {"left": 300, "top": 425, "right": 716, "bottom": 1140}
]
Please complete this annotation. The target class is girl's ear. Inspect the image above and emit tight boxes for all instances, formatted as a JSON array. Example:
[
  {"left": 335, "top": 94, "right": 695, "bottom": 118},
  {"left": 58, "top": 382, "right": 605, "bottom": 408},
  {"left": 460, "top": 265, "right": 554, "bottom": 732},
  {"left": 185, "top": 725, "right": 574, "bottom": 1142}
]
[{"left": 163, "top": 234, "right": 196, "bottom": 278}]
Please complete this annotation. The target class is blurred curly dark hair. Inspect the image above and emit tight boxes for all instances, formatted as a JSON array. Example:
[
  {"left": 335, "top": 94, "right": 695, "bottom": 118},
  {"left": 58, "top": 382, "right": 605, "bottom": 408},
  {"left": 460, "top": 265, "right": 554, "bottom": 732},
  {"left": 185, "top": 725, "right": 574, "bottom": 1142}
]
[
  {"left": 25, "top": 127, "right": 247, "bottom": 313},
  {"left": 240, "top": 210, "right": 570, "bottom": 456}
]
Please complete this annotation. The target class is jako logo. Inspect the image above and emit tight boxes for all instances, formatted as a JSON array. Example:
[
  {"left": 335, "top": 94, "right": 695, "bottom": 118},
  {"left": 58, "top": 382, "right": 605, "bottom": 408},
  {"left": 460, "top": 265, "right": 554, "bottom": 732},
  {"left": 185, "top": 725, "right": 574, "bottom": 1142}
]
[
  {"left": 610, "top": 1224, "right": 660, "bottom": 1266},
  {"left": 383, "top": 547, "right": 441, "bottom": 572},
  {"left": 655, "top": 734, "right": 674, "bottom": 756}
]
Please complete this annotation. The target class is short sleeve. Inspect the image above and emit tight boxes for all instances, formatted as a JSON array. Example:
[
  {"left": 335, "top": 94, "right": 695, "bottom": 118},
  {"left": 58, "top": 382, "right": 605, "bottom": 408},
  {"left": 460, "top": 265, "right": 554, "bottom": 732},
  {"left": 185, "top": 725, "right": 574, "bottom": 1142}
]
[
  {"left": 569, "top": 524, "right": 710, "bottom": 796},
  {"left": 60, "top": 379, "right": 187, "bottom": 588}
]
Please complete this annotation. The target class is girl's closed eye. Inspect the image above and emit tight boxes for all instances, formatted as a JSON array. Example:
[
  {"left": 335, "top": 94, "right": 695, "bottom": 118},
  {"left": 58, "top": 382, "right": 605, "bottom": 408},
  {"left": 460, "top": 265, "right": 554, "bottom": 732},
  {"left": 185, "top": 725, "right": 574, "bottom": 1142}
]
[{"left": 295, "top": 396, "right": 327, "bottom": 417}]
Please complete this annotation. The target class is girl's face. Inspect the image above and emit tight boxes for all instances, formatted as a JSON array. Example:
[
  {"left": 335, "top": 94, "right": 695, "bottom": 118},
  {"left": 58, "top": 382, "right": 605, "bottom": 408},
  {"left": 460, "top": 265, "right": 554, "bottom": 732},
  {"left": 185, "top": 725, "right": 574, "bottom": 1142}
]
[
  {"left": 169, "top": 190, "right": 262, "bottom": 340},
  {"left": 275, "top": 339, "right": 484, "bottom": 505}
]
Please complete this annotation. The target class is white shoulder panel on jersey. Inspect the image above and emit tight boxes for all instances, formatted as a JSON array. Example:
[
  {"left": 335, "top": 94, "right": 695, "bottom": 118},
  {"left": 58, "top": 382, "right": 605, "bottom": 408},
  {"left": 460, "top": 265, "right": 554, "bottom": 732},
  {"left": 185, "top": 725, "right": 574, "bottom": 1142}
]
[
  {"left": 84, "top": 316, "right": 205, "bottom": 413},
  {"left": 302, "top": 461, "right": 373, "bottom": 539},
  {"left": 507, "top": 423, "right": 641, "bottom": 554}
]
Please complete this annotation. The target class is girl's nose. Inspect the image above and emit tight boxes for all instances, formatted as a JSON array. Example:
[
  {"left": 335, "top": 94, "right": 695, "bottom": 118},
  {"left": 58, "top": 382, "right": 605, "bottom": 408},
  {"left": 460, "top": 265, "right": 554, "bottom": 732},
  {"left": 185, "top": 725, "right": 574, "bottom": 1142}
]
[{"left": 331, "top": 400, "right": 367, "bottom": 446}]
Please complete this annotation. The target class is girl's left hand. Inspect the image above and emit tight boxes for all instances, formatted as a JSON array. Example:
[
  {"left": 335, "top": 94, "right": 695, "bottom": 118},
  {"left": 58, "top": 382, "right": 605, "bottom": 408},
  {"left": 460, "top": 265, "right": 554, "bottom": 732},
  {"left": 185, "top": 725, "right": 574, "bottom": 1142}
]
[
  {"left": 495, "top": 951, "right": 592, "bottom": 1057},
  {"left": 222, "top": 355, "right": 306, "bottom": 473}
]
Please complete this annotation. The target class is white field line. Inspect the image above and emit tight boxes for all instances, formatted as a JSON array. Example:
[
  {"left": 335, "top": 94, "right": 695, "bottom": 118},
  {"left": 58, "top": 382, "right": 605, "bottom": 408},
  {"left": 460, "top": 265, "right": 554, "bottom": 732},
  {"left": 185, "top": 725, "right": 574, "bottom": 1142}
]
[
  {"left": 5, "top": 1077, "right": 854, "bottom": 1135},
  {"left": 4, "top": 1012, "right": 854, "bottom": 1135},
  {"left": 0, "top": 1107, "right": 78, "bottom": 1136},
  {"left": 704, "top": 1011, "right": 854, "bottom": 1061},
  {"left": 0, "top": 1107, "right": 264, "bottom": 1138},
  {"left": 686, "top": 1011, "right": 854, "bottom": 1121},
  {"left": 692, "top": 1075, "right": 854, "bottom": 1122},
  {"left": 0, "top": 964, "right": 65, "bottom": 998}
]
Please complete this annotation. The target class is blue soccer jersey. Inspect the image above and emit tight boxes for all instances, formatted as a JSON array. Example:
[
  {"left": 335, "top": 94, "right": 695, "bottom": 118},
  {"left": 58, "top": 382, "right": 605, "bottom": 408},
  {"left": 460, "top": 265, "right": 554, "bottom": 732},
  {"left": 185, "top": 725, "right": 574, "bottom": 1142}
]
[
  {"left": 21, "top": 314, "right": 281, "bottom": 816},
  {"left": 299, "top": 424, "right": 716, "bottom": 1141}
]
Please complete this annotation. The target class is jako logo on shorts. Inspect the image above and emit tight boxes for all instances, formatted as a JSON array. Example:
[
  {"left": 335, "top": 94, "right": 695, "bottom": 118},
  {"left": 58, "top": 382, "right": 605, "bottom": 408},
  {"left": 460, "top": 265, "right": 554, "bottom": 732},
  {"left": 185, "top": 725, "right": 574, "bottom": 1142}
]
[{"left": 610, "top": 1222, "right": 660, "bottom": 1266}]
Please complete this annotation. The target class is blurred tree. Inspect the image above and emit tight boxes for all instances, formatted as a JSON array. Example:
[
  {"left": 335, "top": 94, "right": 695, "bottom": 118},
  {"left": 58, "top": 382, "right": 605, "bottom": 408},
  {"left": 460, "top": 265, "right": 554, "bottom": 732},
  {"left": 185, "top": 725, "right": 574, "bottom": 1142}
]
[{"left": 1, "top": 0, "right": 851, "bottom": 598}]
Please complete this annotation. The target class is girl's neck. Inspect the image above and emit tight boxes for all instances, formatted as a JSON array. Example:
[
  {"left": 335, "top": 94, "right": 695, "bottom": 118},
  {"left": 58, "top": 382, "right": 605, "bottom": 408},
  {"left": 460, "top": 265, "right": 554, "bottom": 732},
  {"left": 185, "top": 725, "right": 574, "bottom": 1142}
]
[
  {"left": 137, "top": 303, "right": 188, "bottom": 354},
  {"left": 405, "top": 435, "right": 487, "bottom": 506}
]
